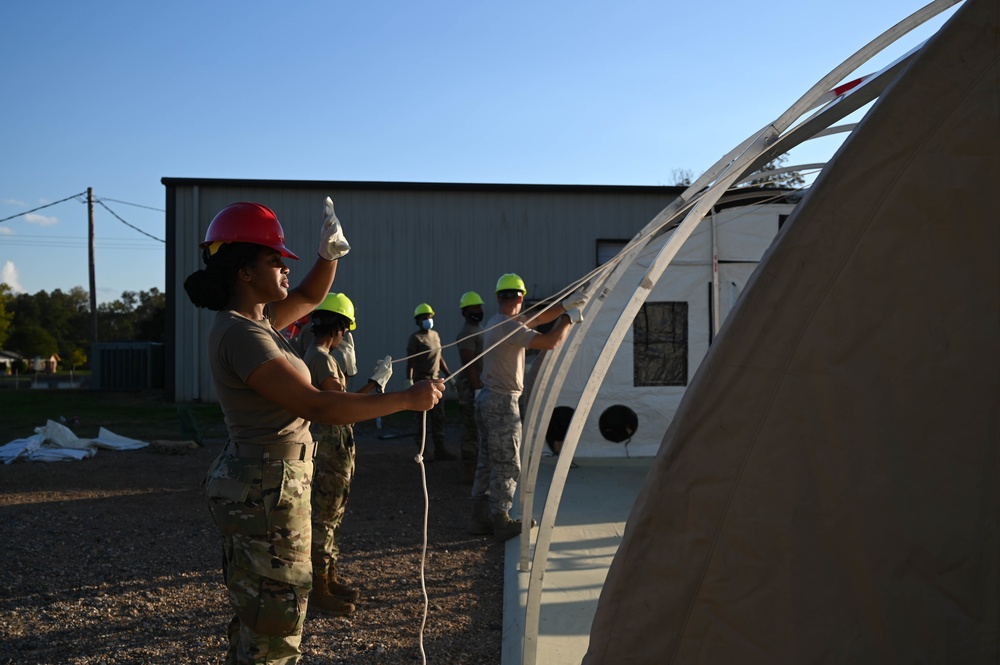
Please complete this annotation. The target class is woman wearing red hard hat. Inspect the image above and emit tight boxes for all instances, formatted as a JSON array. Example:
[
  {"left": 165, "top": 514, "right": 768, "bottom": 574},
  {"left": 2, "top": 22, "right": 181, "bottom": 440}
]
[{"left": 184, "top": 198, "right": 443, "bottom": 664}]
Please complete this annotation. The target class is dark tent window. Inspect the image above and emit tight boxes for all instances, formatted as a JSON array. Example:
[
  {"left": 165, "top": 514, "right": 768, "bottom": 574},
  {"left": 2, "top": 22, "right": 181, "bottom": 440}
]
[{"left": 633, "top": 302, "right": 688, "bottom": 387}]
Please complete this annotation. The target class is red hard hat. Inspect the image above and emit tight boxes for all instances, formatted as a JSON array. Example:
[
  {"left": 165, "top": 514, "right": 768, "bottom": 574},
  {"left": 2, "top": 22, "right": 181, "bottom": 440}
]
[{"left": 200, "top": 202, "right": 299, "bottom": 260}]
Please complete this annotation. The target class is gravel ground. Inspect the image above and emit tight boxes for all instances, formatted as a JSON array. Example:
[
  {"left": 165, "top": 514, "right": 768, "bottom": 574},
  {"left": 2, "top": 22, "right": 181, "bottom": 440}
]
[{"left": 0, "top": 420, "right": 504, "bottom": 664}]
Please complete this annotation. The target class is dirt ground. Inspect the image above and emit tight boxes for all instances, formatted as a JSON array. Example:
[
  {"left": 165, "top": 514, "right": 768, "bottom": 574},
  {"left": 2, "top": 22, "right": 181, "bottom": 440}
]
[{"left": 0, "top": 419, "right": 505, "bottom": 664}]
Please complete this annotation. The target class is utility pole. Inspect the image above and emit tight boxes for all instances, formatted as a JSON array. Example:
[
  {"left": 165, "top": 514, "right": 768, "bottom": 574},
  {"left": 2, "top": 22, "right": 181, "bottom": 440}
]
[{"left": 88, "top": 187, "right": 98, "bottom": 343}]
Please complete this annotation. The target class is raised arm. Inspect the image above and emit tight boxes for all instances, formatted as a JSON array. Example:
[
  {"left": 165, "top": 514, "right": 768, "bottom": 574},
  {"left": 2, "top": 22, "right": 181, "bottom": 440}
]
[{"left": 272, "top": 196, "right": 350, "bottom": 330}]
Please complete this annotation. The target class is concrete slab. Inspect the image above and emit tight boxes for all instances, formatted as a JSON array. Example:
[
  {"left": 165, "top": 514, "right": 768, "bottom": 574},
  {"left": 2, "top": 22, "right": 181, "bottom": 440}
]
[{"left": 502, "top": 455, "right": 652, "bottom": 665}]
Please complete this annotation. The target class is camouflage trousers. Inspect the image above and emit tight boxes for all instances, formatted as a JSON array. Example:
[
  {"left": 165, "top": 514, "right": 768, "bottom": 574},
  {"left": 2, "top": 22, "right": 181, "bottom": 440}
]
[
  {"left": 470, "top": 388, "right": 522, "bottom": 516},
  {"left": 205, "top": 443, "right": 314, "bottom": 665},
  {"left": 310, "top": 425, "right": 356, "bottom": 577},
  {"left": 456, "top": 377, "right": 480, "bottom": 467}
]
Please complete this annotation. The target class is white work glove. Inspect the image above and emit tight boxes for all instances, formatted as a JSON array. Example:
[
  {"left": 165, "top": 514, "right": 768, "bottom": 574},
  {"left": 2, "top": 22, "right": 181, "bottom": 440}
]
[
  {"left": 369, "top": 356, "right": 392, "bottom": 393},
  {"left": 318, "top": 196, "right": 351, "bottom": 261},
  {"left": 561, "top": 287, "right": 588, "bottom": 312},
  {"left": 335, "top": 331, "right": 358, "bottom": 376},
  {"left": 565, "top": 307, "right": 583, "bottom": 324}
]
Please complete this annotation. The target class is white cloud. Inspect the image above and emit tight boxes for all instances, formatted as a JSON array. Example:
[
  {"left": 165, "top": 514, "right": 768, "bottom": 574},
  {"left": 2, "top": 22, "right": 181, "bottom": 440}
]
[
  {"left": 24, "top": 213, "right": 58, "bottom": 226},
  {"left": 1, "top": 260, "right": 25, "bottom": 293},
  {"left": 2, "top": 198, "right": 26, "bottom": 207},
  {"left": 0, "top": 227, "right": 13, "bottom": 235}
]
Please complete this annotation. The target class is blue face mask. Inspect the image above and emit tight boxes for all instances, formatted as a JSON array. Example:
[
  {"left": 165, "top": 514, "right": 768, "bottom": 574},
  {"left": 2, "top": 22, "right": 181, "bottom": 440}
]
[{"left": 421, "top": 318, "right": 434, "bottom": 331}]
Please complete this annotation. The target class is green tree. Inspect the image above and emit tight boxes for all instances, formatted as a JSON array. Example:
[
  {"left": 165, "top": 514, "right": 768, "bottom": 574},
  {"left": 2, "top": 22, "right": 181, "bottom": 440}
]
[
  {"left": 0, "top": 283, "right": 13, "bottom": 348},
  {"left": 8, "top": 287, "right": 90, "bottom": 360},
  {"left": 134, "top": 288, "right": 166, "bottom": 342},
  {"left": 741, "top": 153, "right": 806, "bottom": 189},
  {"left": 69, "top": 347, "right": 87, "bottom": 370},
  {"left": 6, "top": 323, "right": 59, "bottom": 360},
  {"left": 98, "top": 288, "right": 166, "bottom": 342}
]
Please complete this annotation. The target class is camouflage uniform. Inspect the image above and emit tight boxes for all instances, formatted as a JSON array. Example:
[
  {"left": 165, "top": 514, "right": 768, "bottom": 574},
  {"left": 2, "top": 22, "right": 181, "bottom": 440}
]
[
  {"left": 455, "top": 319, "right": 483, "bottom": 472},
  {"left": 205, "top": 446, "right": 314, "bottom": 665},
  {"left": 456, "top": 378, "right": 478, "bottom": 465},
  {"left": 302, "top": 343, "right": 357, "bottom": 579},
  {"left": 472, "top": 388, "right": 523, "bottom": 515},
  {"left": 310, "top": 423, "right": 355, "bottom": 577}
]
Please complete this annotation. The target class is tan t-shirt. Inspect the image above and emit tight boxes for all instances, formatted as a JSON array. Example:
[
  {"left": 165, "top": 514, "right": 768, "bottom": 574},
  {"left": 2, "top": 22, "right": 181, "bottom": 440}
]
[
  {"left": 302, "top": 343, "right": 348, "bottom": 438},
  {"left": 456, "top": 321, "right": 484, "bottom": 376},
  {"left": 479, "top": 313, "right": 537, "bottom": 395},
  {"left": 407, "top": 329, "right": 444, "bottom": 379},
  {"left": 208, "top": 307, "right": 312, "bottom": 446}
]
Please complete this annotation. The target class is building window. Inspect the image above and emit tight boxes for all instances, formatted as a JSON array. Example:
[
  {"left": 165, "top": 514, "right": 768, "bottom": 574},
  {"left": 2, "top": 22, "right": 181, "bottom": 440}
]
[
  {"left": 597, "top": 239, "right": 629, "bottom": 267},
  {"left": 633, "top": 302, "right": 688, "bottom": 386}
]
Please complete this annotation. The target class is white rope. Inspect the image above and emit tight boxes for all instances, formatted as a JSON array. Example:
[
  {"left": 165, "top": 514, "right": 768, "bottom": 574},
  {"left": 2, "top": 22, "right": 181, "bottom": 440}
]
[{"left": 414, "top": 410, "right": 430, "bottom": 665}]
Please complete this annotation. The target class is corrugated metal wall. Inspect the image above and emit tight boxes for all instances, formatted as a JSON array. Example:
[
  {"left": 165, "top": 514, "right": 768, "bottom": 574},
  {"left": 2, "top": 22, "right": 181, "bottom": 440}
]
[{"left": 164, "top": 179, "right": 681, "bottom": 402}]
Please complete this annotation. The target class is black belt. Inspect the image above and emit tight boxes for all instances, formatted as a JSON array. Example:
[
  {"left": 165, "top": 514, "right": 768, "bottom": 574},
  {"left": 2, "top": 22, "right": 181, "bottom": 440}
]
[{"left": 232, "top": 441, "right": 317, "bottom": 461}]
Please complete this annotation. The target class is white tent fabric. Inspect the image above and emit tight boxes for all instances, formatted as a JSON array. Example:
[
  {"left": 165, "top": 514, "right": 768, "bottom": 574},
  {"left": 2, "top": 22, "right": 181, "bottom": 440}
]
[
  {"left": 0, "top": 420, "right": 148, "bottom": 464},
  {"left": 584, "top": 0, "right": 998, "bottom": 662}
]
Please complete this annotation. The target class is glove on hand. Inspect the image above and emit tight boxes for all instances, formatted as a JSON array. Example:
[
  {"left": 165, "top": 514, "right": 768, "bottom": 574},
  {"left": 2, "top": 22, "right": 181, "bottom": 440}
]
[
  {"left": 561, "top": 287, "right": 588, "bottom": 312},
  {"left": 369, "top": 356, "right": 392, "bottom": 393},
  {"left": 335, "top": 331, "right": 358, "bottom": 376},
  {"left": 565, "top": 307, "right": 583, "bottom": 324},
  {"left": 318, "top": 196, "right": 351, "bottom": 261}
]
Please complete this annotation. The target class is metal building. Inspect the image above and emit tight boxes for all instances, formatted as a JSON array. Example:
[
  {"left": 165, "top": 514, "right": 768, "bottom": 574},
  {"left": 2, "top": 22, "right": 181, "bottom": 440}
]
[{"left": 163, "top": 178, "right": 683, "bottom": 402}]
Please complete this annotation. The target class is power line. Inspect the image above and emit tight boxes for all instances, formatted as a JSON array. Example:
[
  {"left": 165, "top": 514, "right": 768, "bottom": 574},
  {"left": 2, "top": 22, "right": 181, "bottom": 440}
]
[
  {"left": 99, "top": 197, "right": 165, "bottom": 213},
  {"left": 95, "top": 200, "right": 165, "bottom": 243},
  {"left": 0, "top": 192, "right": 87, "bottom": 224}
]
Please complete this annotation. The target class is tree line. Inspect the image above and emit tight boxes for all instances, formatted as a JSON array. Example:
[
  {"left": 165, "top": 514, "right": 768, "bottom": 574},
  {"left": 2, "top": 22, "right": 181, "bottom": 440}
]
[{"left": 0, "top": 284, "right": 165, "bottom": 369}]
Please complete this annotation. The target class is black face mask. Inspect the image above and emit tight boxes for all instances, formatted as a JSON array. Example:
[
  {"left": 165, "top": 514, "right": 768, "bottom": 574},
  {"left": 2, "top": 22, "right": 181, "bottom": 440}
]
[{"left": 467, "top": 312, "right": 484, "bottom": 323}]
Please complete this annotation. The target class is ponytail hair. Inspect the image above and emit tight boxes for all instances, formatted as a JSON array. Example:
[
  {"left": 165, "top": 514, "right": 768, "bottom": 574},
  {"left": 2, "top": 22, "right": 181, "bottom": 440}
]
[{"left": 183, "top": 242, "right": 264, "bottom": 310}]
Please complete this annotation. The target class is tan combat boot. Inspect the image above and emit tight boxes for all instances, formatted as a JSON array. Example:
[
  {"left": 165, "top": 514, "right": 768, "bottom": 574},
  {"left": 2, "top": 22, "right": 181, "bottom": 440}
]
[
  {"left": 491, "top": 511, "right": 535, "bottom": 542},
  {"left": 469, "top": 499, "right": 493, "bottom": 536},
  {"left": 327, "top": 564, "right": 360, "bottom": 603},
  {"left": 310, "top": 574, "right": 355, "bottom": 616}
]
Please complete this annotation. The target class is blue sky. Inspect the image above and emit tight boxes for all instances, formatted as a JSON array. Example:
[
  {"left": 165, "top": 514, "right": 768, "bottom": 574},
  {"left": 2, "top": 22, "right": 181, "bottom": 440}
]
[{"left": 0, "top": 1, "right": 958, "bottom": 302}]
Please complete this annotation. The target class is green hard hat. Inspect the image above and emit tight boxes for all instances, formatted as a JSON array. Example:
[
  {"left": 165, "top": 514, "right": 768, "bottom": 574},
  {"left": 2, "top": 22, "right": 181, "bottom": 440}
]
[
  {"left": 459, "top": 291, "right": 484, "bottom": 308},
  {"left": 495, "top": 273, "right": 526, "bottom": 296},
  {"left": 314, "top": 292, "right": 356, "bottom": 330}
]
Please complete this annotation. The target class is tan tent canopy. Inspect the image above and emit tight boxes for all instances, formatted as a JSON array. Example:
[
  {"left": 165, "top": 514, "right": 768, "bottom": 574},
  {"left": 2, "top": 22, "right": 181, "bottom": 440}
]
[{"left": 584, "top": 0, "right": 998, "bottom": 662}]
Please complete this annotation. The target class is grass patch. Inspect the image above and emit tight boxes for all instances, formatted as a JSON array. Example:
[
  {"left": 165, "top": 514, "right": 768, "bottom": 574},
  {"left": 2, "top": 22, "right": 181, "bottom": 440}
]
[{"left": 0, "top": 390, "right": 226, "bottom": 443}]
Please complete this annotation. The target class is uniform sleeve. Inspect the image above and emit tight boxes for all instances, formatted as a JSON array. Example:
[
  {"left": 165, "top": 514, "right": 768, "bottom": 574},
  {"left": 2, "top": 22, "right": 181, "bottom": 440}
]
[
  {"left": 218, "top": 321, "right": 285, "bottom": 383},
  {"left": 308, "top": 353, "right": 340, "bottom": 389},
  {"left": 407, "top": 332, "right": 418, "bottom": 356}
]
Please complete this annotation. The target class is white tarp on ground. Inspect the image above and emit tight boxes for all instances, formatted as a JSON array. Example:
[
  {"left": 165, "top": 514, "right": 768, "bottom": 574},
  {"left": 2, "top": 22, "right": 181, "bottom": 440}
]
[
  {"left": 0, "top": 420, "right": 148, "bottom": 464},
  {"left": 584, "top": 0, "right": 998, "bottom": 662}
]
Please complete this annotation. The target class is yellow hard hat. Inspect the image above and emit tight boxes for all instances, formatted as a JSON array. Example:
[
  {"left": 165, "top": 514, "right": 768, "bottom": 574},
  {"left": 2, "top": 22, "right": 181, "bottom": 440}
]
[
  {"left": 314, "top": 292, "right": 356, "bottom": 330},
  {"left": 495, "top": 273, "right": 527, "bottom": 296},
  {"left": 414, "top": 303, "right": 435, "bottom": 317},
  {"left": 459, "top": 291, "right": 484, "bottom": 309}
]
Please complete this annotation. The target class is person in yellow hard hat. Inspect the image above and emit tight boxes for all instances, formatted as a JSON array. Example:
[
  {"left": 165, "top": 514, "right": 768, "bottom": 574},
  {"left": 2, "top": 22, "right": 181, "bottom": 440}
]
[
  {"left": 469, "top": 274, "right": 588, "bottom": 541},
  {"left": 455, "top": 291, "right": 485, "bottom": 483},
  {"left": 302, "top": 292, "right": 392, "bottom": 617},
  {"left": 406, "top": 303, "right": 457, "bottom": 461}
]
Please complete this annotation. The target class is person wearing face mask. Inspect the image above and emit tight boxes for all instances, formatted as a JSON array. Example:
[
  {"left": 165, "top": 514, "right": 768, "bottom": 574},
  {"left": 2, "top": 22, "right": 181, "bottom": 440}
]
[
  {"left": 455, "top": 291, "right": 485, "bottom": 484},
  {"left": 406, "top": 303, "right": 456, "bottom": 462}
]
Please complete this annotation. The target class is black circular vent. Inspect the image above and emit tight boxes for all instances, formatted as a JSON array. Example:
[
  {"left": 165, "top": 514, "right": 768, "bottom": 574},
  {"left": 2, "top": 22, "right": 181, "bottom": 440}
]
[{"left": 598, "top": 405, "right": 638, "bottom": 443}]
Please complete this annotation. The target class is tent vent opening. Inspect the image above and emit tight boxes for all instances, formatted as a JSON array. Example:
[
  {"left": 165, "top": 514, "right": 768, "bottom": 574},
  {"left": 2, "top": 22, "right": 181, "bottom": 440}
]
[
  {"left": 545, "top": 406, "right": 575, "bottom": 455},
  {"left": 599, "top": 405, "right": 638, "bottom": 443}
]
